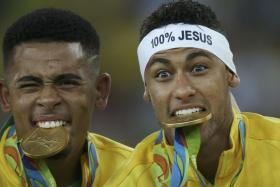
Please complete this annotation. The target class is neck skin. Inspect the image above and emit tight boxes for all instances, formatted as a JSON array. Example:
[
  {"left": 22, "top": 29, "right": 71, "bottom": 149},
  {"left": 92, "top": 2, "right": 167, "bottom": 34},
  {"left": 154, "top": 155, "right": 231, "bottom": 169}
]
[
  {"left": 44, "top": 142, "right": 85, "bottom": 186},
  {"left": 197, "top": 115, "right": 232, "bottom": 184},
  {"left": 165, "top": 111, "right": 234, "bottom": 184}
]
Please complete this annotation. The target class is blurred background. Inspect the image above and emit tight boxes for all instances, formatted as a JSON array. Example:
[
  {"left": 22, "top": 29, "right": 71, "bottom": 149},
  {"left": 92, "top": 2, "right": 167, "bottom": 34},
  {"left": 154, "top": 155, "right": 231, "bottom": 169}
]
[{"left": 0, "top": 0, "right": 279, "bottom": 147}]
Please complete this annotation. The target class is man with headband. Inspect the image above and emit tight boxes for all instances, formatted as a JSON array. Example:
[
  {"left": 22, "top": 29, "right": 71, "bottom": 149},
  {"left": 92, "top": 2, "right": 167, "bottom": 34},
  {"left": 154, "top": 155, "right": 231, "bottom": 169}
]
[
  {"left": 0, "top": 8, "right": 132, "bottom": 186},
  {"left": 105, "top": 1, "right": 280, "bottom": 186}
]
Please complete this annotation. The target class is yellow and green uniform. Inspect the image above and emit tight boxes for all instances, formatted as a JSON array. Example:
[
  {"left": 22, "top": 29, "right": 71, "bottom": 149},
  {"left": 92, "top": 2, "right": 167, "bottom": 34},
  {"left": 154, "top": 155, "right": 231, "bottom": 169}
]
[
  {"left": 0, "top": 118, "right": 133, "bottom": 187},
  {"left": 105, "top": 111, "right": 280, "bottom": 186}
]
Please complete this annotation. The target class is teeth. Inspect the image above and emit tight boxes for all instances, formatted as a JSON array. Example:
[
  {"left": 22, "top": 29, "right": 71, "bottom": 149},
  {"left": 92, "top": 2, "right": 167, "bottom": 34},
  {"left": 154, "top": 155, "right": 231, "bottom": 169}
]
[
  {"left": 175, "top": 108, "right": 202, "bottom": 117},
  {"left": 37, "top": 121, "right": 66, "bottom": 128}
]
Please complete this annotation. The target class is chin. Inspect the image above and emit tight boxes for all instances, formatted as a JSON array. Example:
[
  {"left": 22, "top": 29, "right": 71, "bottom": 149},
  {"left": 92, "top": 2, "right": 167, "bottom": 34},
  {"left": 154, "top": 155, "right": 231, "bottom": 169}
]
[{"left": 46, "top": 146, "right": 72, "bottom": 160}]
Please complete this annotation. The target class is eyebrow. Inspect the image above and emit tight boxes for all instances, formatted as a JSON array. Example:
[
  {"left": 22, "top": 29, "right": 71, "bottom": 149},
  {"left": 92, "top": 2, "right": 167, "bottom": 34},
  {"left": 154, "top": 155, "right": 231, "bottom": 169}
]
[
  {"left": 16, "top": 76, "right": 43, "bottom": 83},
  {"left": 16, "top": 74, "right": 82, "bottom": 84},
  {"left": 186, "top": 51, "right": 212, "bottom": 61},
  {"left": 53, "top": 74, "right": 82, "bottom": 82},
  {"left": 148, "top": 51, "right": 212, "bottom": 67},
  {"left": 147, "top": 57, "right": 170, "bottom": 68}
]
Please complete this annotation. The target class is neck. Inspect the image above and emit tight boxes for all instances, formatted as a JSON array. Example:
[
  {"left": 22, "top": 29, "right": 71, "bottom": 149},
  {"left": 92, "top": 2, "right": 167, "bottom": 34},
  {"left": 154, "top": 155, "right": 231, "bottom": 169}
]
[
  {"left": 196, "top": 105, "right": 234, "bottom": 183},
  {"left": 197, "top": 118, "right": 232, "bottom": 184},
  {"left": 45, "top": 144, "right": 85, "bottom": 186},
  {"left": 164, "top": 112, "right": 234, "bottom": 184}
]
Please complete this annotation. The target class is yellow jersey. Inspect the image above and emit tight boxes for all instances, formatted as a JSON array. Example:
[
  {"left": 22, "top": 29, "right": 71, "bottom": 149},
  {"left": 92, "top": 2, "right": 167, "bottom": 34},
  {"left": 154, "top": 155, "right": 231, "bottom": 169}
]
[
  {"left": 0, "top": 128, "right": 133, "bottom": 187},
  {"left": 105, "top": 112, "right": 280, "bottom": 186}
]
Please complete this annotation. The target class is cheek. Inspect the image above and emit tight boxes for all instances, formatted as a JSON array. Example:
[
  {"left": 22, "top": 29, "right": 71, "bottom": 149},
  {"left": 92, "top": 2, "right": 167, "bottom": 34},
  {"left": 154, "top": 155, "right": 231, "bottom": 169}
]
[
  {"left": 9, "top": 94, "right": 35, "bottom": 138},
  {"left": 65, "top": 91, "right": 95, "bottom": 116},
  {"left": 197, "top": 77, "right": 229, "bottom": 112},
  {"left": 9, "top": 92, "right": 35, "bottom": 113},
  {"left": 149, "top": 85, "right": 170, "bottom": 116},
  {"left": 71, "top": 97, "right": 93, "bottom": 112},
  {"left": 65, "top": 94, "right": 94, "bottom": 137}
]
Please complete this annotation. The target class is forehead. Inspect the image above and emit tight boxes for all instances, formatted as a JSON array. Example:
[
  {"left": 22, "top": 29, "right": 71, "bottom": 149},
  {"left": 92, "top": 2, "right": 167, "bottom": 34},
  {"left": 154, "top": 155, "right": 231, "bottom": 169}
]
[
  {"left": 4, "top": 42, "right": 95, "bottom": 84},
  {"left": 151, "top": 48, "right": 215, "bottom": 59},
  {"left": 13, "top": 42, "right": 85, "bottom": 62},
  {"left": 10, "top": 42, "right": 88, "bottom": 75}
]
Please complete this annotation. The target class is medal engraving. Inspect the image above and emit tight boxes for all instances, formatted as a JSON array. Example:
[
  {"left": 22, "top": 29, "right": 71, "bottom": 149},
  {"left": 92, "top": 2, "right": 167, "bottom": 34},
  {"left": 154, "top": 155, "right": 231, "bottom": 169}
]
[{"left": 21, "top": 126, "right": 69, "bottom": 159}]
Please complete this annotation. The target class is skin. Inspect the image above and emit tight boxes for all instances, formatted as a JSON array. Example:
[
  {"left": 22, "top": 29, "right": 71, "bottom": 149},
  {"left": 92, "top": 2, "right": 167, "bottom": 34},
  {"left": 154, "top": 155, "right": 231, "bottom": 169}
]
[
  {"left": 0, "top": 42, "right": 111, "bottom": 186},
  {"left": 144, "top": 47, "right": 240, "bottom": 183}
]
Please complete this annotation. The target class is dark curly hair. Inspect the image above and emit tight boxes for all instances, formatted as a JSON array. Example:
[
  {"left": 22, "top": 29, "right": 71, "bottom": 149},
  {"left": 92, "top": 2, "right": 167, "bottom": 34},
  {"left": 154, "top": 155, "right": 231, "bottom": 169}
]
[
  {"left": 3, "top": 8, "right": 100, "bottom": 69},
  {"left": 140, "top": 0, "right": 225, "bottom": 41}
]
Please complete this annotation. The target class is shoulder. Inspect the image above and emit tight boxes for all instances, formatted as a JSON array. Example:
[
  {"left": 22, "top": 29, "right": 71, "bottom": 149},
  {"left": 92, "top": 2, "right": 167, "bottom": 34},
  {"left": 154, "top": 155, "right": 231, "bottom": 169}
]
[
  {"left": 87, "top": 132, "right": 133, "bottom": 159},
  {"left": 87, "top": 133, "right": 133, "bottom": 186},
  {"left": 242, "top": 112, "right": 280, "bottom": 140},
  {"left": 127, "top": 131, "right": 161, "bottom": 165},
  {"left": 240, "top": 113, "right": 280, "bottom": 182},
  {"left": 104, "top": 131, "right": 160, "bottom": 187},
  {"left": 0, "top": 127, "right": 21, "bottom": 186}
]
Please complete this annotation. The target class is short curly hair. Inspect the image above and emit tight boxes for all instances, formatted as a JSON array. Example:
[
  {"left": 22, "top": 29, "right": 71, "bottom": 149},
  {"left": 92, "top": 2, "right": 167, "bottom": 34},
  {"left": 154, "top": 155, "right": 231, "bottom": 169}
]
[
  {"left": 140, "top": 0, "right": 224, "bottom": 41},
  {"left": 3, "top": 8, "right": 100, "bottom": 69}
]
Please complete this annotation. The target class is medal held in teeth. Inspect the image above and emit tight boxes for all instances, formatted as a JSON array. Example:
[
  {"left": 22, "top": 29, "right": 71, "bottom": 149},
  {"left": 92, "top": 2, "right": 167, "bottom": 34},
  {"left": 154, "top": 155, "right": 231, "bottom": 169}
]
[
  {"left": 162, "top": 108, "right": 212, "bottom": 128},
  {"left": 163, "top": 112, "right": 212, "bottom": 128},
  {"left": 21, "top": 125, "right": 69, "bottom": 159}
]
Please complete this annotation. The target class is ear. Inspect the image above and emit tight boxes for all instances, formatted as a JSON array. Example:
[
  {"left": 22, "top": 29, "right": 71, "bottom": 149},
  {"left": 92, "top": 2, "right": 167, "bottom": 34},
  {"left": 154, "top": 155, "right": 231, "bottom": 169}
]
[
  {"left": 94, "top": 73, "right": 111, "bottom": 110},
  {"left": 0, "top": 80, "right": 11, "bottom": 112},
  {"left": 143, "top": 84, "right": 151, "bottom": 102},
  {"left": 227, "top": 71, "right": 240, "bottom": 88}
]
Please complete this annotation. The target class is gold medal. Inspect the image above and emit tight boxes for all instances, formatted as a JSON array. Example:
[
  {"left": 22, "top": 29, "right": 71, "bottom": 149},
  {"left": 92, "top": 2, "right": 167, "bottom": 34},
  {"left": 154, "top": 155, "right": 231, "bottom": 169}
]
[
  {"left": 162, "top": 112, "right": 212, "bottom": 128},
  {"left": 20, "top": 126, "right": 69, "bottom": 159}
]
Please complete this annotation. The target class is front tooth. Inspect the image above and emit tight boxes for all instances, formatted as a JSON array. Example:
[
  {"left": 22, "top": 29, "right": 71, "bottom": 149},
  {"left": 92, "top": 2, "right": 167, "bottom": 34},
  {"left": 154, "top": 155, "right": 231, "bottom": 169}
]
[
  {"left": 175, "top": 108, "right": 201, "bottom": 116},
  {"left": 50, "top": 121, "right": 55, "bottom": 128},
  {"left": 38, "top": 122, "right": 43, "bottom": 128},
  {"left": 45, "top": 121, "right": 51, "bottom": 128},
  {"left": 55, "top": 121, "right": 62, "bottom": 127},
  {"left": 37, "top": 121, "right": 66, "bottom": 128}
]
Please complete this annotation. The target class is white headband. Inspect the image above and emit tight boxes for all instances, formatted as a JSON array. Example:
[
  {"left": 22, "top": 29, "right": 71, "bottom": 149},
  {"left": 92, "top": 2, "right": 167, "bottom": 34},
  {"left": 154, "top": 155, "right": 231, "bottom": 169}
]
[{"left": 137, "top": 23, "right": 236, "bottom": 80}]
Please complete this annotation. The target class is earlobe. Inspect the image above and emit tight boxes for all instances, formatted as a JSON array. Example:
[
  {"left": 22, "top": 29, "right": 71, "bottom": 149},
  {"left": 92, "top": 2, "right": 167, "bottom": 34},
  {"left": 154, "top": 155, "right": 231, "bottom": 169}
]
[
  {"left": 0, "top": 80, "right": 11, "bottom": 112},
  {"left": 94, "top": 73, "right": 111, "bottom": 110},
  {"left": 228, "top": 71, "right": 240, "bottom": 88}
]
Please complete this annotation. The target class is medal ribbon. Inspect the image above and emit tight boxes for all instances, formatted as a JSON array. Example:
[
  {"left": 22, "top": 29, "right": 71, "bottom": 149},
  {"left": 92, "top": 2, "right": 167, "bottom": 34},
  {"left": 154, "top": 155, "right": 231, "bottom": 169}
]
[
  {"left": 152, "top": 117, "right": 246, "bottom": 187},
  {"left": 3, "top": 123, "right": 98, "bottom": 187}
]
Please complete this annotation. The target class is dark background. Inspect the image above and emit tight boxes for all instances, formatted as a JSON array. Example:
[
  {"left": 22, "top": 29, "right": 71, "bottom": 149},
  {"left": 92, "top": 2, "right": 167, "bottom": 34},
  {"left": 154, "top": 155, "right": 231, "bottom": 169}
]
[{"left": 0, "top": 0, "right": 279, "bottom": 147}]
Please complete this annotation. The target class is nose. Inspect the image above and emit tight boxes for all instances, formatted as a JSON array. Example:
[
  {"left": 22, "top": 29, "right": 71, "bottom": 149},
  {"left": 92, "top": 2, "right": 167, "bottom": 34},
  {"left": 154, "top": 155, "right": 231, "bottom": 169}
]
[
  {"left": 36, "top": 85, "right": 61, "bottom": 110},
  {"left": 172, "top": 73, "right": 196, "bottom": 101}
]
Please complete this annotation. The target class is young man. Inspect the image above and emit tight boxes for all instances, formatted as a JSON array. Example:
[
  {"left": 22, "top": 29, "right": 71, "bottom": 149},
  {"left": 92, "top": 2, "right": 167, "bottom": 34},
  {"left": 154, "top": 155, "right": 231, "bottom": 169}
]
[
  {"left": 105, "top": 1, "right": 280, "bottom": 186},
  {"left": 0, "top": 8, "right": 132, "bottom": 186}
]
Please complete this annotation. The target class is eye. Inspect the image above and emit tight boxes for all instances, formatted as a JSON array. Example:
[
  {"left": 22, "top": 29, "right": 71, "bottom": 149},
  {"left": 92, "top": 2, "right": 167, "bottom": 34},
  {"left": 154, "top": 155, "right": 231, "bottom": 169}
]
[
  {"left": 56, "top": 79, "right": 81, "bottom": 89},
  {"left": 18, "top": 83, "right": 40, "bottom": 89},
  {"left": 155, "top": 70, "right": 172, "bottom": 79},
  {"left": 17, "top": 82, "right": 41, "bottom": 93},
  {"left": 191, "top": 64, "right": 207, "bottom": 73}
]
